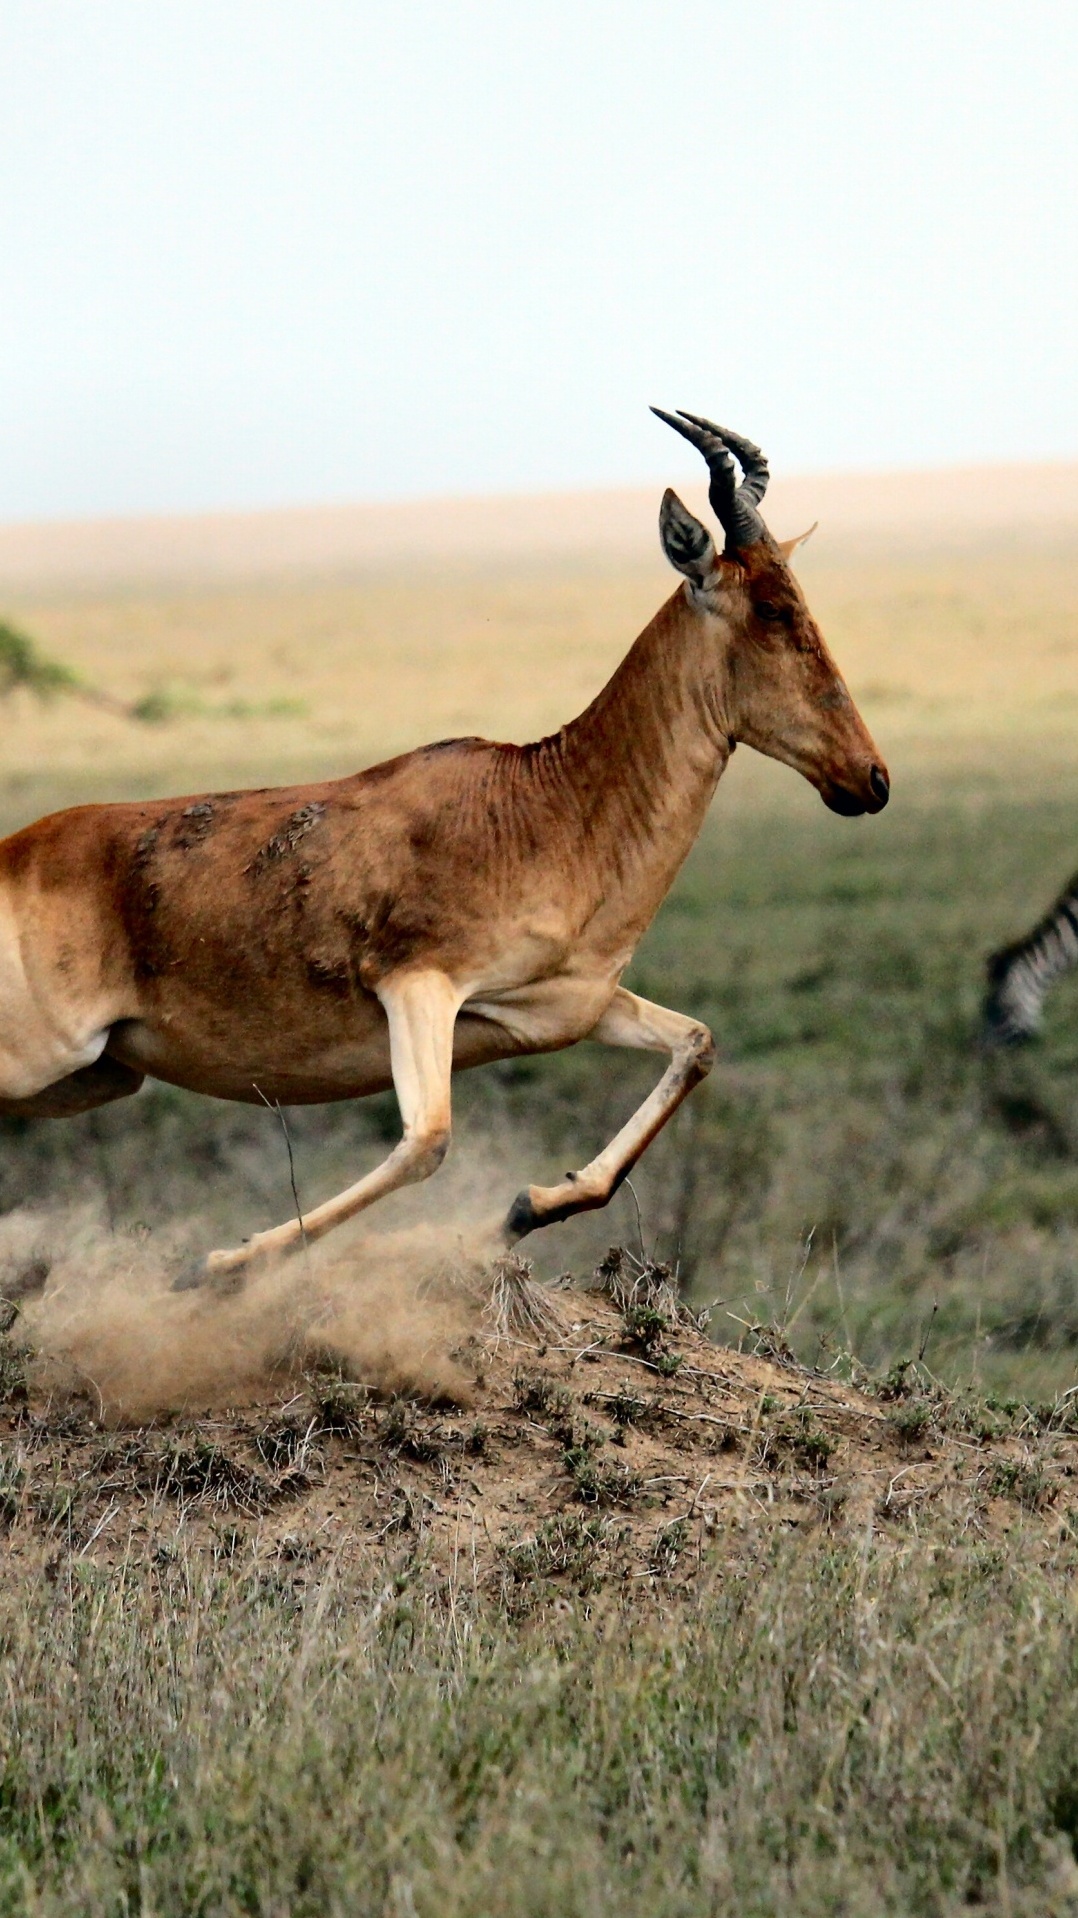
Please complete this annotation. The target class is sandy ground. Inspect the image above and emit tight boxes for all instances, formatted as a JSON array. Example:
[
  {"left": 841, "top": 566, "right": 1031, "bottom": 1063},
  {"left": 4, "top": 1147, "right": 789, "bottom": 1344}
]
[{"left": 1, "top": 1249, "right": 1071, "bottom": 1599}]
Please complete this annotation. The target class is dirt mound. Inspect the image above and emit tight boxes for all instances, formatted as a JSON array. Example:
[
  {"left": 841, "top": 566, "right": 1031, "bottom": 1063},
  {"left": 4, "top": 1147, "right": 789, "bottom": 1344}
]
[{"left": 0, "top": 1247, "right": 1075, "bottom": 1606}]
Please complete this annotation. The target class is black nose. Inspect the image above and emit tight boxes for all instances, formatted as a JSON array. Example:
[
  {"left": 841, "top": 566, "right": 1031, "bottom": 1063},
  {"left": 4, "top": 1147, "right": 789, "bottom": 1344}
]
[{"left": 870, "top": 765, "right": 890, "bottom": 807}]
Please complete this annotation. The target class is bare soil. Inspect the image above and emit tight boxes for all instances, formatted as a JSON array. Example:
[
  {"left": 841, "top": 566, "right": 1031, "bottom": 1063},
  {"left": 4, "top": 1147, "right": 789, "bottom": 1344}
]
[{"left": 2, "top": 1255, "right": 1075, "bottom": 1607}]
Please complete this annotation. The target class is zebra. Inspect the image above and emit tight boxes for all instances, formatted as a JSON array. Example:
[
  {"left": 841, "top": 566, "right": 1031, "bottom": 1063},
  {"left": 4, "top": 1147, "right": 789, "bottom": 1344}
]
[{"left": 984, "top": 871, "right": 1078, "bottom": 1044}]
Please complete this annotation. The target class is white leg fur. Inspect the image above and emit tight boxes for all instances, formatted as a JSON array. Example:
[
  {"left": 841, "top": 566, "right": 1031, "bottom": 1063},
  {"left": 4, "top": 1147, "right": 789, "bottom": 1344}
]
[
  {"left": 504, "top": 986, "right": 714, "bottom": 1240},
  {"left": 204, "top": 969, "right": 461, "bottom": 1277}
]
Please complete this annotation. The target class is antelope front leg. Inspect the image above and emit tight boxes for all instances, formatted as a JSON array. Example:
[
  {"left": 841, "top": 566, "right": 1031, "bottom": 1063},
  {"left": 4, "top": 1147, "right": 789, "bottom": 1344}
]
[
  {"left": 202, "top": 969, "right": 461, "bottom": 1280},
  {"left": 503, "top": 987, "right": 714, "bottom": 1242}
]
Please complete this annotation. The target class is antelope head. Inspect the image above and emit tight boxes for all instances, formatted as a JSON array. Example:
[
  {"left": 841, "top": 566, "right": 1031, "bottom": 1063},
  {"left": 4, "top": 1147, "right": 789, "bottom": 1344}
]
[{"left": 652, "top": 408, "right": 889, "bottom": 817}]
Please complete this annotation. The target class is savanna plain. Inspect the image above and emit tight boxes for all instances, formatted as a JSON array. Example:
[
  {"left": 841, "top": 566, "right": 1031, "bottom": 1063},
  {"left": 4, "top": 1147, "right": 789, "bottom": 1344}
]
[{"left": 3, "top": 481, "right": 1078, "bottom": 1912}]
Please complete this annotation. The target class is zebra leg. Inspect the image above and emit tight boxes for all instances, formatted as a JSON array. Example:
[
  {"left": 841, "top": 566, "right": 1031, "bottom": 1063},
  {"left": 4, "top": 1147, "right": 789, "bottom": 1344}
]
[{"left": 983, "top": 873, "right": 1078, "bottom": 1045}]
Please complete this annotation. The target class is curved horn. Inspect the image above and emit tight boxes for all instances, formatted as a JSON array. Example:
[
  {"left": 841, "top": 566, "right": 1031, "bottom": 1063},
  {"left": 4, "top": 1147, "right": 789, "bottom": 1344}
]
[
  {"left": 650, "top": 407, "right": 769, "bottom": 551},
  {"left": 677, "top": 413, "right": 769, "bottom": 509}
]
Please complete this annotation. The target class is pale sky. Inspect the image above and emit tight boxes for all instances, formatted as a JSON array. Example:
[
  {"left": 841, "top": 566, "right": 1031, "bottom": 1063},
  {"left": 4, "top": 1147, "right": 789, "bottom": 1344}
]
[{"left": 1, "top": 1, "right": 1076, "bottom": 519}]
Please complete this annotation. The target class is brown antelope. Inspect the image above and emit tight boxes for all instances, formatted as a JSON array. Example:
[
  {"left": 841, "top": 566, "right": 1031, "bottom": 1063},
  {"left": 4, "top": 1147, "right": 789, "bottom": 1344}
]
[{"left": 0, "top": 412, "right": 888, "bottom": 1281}]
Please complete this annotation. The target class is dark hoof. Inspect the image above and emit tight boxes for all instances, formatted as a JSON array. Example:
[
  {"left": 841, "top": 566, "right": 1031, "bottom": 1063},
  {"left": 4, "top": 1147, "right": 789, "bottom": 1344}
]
[
  {"left": 172, "top": 1261, "right": 248, "bottom": 1298},
  {"left": 171, "top": 1261, "right": 208, "bottom": 1293},
  {"left": 504, "top": 1189, "right": 540, "bottom": 1243}
]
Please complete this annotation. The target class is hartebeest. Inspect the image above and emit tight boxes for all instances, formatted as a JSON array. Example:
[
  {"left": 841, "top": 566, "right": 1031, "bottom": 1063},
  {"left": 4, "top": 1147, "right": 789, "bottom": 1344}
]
[{"left": 0, "top": 413, "right": 888, "bottom": 1279}]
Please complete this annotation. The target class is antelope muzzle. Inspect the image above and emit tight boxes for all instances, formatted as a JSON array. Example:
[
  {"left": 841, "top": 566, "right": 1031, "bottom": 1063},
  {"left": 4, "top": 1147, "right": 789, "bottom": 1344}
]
[{"left": 822, "top": 761, "right": 891, "bottom": 817}]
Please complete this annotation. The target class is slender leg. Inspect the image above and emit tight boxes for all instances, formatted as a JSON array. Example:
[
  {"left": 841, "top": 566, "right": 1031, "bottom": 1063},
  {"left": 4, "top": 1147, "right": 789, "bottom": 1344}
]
[
  {"left": 203, "top": 969, "right": 461, "bottom": 1278},
  {"left": 0, "top": 1055, "right": 144, "bottom": 1119},
  {"left": 503, "top": 986, "right": 714, "bottom": 1242}
]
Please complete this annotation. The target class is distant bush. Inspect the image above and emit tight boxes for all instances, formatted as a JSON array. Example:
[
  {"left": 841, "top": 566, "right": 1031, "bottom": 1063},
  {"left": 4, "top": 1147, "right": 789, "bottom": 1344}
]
[
  {"left": 131, "top": 685, "right": 308, "bottom": 724},
  {"left": 0, "top": 619, "right": 81, "bottom": 701},
  {"left": 0, "top": 617, "right": 308, "bottom": 725}
]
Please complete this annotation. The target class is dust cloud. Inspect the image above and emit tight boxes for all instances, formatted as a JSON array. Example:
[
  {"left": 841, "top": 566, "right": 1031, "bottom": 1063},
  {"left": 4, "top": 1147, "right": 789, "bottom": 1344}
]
[{"left": 0, "top": 1203, "right": 510, "bottom": 1421}]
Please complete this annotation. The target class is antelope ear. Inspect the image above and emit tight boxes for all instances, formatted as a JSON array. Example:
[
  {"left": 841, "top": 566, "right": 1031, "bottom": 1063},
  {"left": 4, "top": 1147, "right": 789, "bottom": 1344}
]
[
  {"left": 659, "top": 488, "right": 718, "bottom": 583},
  {"left": 777, "top": 522, "right": 818, "bottom": 562}
]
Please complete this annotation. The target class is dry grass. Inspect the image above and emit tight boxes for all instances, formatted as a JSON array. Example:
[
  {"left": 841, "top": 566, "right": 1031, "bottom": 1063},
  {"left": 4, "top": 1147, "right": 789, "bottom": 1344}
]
[
  {"left": 0, "top": 565, "right": 667, "bottom": 802},
  {"left": 483, "top": 1252, "right": 569, "bottom": 1346},
  {"left": 3, "top": 1282, "right": 1078, "bottom": 1913},
  {"left": 2, "top": 530, "right": 1078, "bottom": 818}
]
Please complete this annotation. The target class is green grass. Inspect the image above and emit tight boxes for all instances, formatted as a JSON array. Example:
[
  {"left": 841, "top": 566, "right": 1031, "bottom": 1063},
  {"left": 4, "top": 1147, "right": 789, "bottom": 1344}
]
[{"left": 4, "top": 1530, "right": 1078, "bottom": 1914}]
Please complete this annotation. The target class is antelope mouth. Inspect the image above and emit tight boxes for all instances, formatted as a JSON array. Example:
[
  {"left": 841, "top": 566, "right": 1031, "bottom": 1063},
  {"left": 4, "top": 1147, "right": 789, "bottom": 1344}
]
[
  {"left": 822, "top": 765, "right": 890, "bottom": 817},
  {"left": 823, "top": 788, "right": 867, "bottom": 817}
]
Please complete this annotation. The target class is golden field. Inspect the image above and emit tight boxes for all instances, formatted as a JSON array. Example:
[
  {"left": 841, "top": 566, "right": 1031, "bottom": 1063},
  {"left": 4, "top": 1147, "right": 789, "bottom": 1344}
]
[{"left": 0, "top": 460, "right": 1076, "bottom": 821}]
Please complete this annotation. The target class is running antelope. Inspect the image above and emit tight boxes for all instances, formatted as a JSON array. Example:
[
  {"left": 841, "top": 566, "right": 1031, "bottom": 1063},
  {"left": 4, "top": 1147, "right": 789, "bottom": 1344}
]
[
  {"left": 0, "top": 412, "right": 889, "bottom": 1280},
  {"left": 984, "top": 870, "right": 1078, "bottom": 1044}
]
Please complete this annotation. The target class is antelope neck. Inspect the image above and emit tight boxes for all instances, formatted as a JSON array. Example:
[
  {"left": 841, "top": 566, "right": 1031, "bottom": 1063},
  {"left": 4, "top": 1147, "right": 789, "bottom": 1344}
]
[{"left": 553, "top": 585, "right": 732, "bottom": 908}]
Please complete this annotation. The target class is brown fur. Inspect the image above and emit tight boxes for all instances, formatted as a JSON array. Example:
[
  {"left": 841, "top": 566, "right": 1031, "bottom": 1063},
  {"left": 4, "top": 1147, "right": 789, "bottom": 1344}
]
[{"left": 0, "top": 524, "right": 887, "bottom": 1274}]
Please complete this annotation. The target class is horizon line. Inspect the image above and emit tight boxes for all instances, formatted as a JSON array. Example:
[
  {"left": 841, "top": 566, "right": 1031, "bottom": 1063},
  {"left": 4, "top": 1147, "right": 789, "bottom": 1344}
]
[{"left": 3, "top": 453, "right": 1078, "bottom": 535}]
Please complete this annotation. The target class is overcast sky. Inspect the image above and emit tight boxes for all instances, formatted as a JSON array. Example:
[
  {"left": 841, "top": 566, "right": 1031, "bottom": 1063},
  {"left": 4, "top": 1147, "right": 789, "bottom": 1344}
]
[{"left": 1, "top": 1, "right": 1076, "bottom": 519}]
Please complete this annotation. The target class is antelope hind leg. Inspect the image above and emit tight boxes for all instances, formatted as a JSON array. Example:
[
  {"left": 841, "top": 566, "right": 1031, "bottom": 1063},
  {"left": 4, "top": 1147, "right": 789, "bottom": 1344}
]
[
  {"left": 0, "top": 1055, "right": 144, "bottom": 1120},
  {"left": 503, "top": 987, "right": 714, "bottom": 1242},
  {"left": 198, "top": 969, "right": 461, "bottom": 1284},
  {"left": 0, "top": 1055, "right": 143, "bottom": 1301}
]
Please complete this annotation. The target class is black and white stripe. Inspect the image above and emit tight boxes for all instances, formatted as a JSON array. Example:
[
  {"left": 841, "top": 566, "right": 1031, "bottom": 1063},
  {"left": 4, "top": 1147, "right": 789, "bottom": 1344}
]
[{"left": 984, "top": 873, "right": 1078, "bottom": 1044}]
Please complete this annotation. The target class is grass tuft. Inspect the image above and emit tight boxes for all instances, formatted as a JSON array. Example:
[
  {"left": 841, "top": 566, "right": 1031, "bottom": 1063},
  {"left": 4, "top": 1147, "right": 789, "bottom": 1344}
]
[
  {"left": 511, "top": 1368, "right": 574, "bottom": 1424},
  {"left": 308, "top": 1375, "right": 371, "bottom": 1436},
  {"left": 485, "top": 1254, "right": 566, "bottom": 1345}
]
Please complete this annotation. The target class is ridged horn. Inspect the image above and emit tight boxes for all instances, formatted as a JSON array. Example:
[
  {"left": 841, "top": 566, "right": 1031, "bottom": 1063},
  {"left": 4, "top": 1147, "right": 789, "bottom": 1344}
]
[{"left": 650, "top": 407, "right": 770, "bottom": 552}]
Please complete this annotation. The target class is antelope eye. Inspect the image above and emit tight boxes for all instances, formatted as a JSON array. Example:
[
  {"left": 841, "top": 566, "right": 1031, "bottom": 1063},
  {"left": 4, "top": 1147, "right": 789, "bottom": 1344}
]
[{"left": 755, "top": 601, "right": 785, "bottom": 624}]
